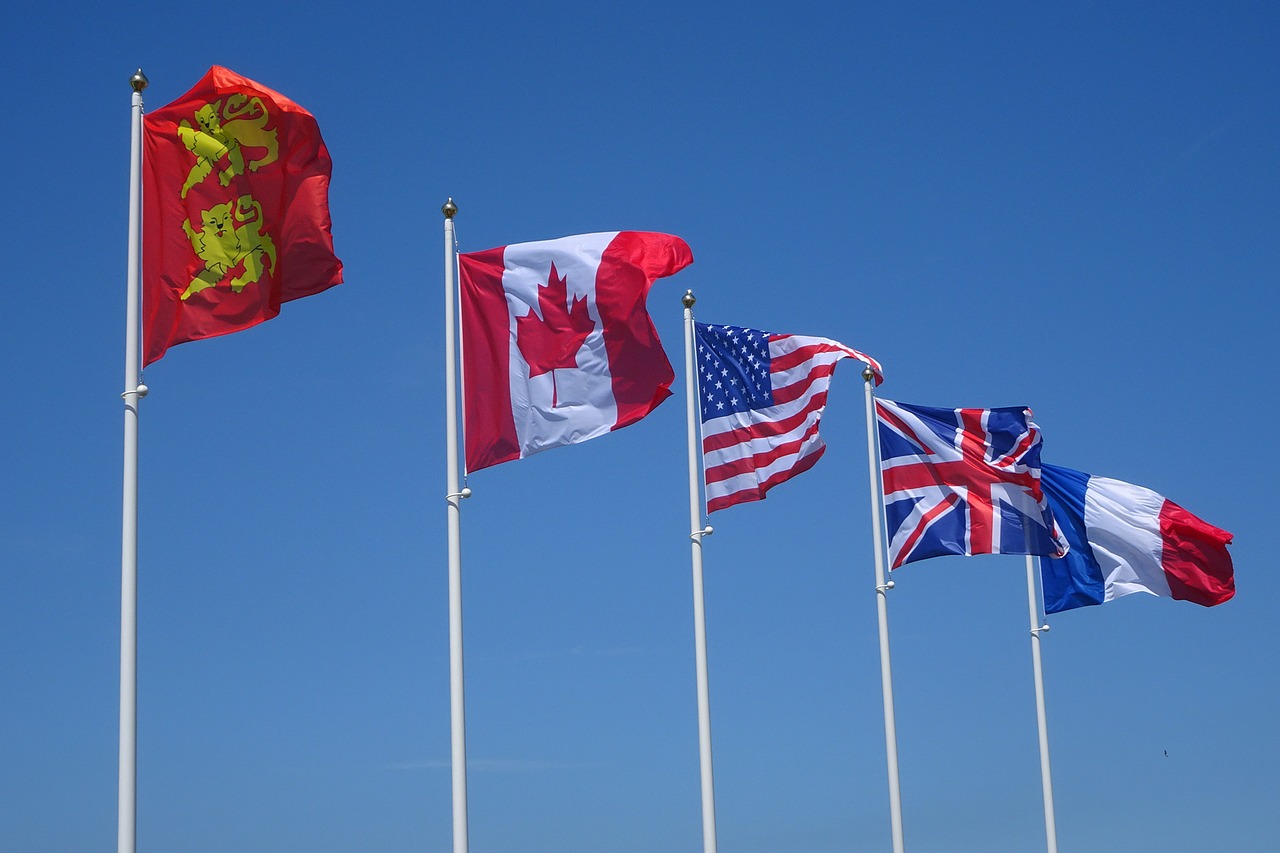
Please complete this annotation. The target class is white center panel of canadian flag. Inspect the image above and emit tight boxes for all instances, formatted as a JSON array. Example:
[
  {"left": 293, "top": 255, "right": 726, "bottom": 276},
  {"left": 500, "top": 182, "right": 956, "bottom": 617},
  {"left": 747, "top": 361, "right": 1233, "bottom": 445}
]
[{"left": 501, "top": 232, "right": 621, "bottom": 453}]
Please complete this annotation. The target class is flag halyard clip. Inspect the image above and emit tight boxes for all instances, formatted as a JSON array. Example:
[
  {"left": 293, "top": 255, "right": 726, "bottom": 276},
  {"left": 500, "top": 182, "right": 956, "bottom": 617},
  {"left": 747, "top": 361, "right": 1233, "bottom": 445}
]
[{"left": 690, "top": 524, "right": 713, "bottom": 543}]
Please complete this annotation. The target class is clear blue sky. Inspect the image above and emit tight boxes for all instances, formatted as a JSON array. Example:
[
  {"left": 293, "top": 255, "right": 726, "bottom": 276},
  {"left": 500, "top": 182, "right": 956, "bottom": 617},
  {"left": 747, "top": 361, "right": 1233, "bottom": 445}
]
[{"left": 3, "top": 2, "right": 1276, "bottom": 851}]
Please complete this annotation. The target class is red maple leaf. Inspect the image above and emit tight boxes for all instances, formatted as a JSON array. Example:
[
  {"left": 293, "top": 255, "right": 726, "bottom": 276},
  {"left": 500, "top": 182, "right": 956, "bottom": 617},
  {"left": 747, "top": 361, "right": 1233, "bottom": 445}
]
[{"left": 515, "top": 262, "right": 596, "bottom": 407}]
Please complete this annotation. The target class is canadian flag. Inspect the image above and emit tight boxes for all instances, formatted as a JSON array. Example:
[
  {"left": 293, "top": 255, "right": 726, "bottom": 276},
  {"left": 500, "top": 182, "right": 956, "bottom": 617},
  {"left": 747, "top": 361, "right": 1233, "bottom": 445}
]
[{"left": 459, "top": 231, "right": 693, "bottom": 471}]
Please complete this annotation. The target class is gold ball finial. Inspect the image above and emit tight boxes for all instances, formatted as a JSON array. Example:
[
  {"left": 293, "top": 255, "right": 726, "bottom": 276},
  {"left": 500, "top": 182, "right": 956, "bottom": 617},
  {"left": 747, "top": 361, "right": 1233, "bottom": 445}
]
[
  {"left": 130, "top": 69, "right": 148, "bottom": 92},
  {"left": 681, "top": 289, "right": 696, "bottom": 308},
  {"left": 442, "top": 198, "right": 457, "bottom": 219},
  {"left": 862, "top": 365, "right": 877, "bottom": 382}
]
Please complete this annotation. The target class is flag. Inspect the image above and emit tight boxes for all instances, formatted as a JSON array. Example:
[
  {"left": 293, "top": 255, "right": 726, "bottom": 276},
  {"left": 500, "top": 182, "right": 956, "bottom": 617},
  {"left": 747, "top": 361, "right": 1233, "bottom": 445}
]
[
  {"left": 1038, "top": 463, "right": 1235, "bottom": 613},
  {"left": 876, "top": 399, "right": 1067, "bottom": 568},
  {"left": 459, "top": 231, "right": 692, "bottom": 471},
  {"left": 143, "top": 66, "right": 342, "bottom": 365},
  {"left": 696, "top": 322, "right": 882, "bottom": 513}
]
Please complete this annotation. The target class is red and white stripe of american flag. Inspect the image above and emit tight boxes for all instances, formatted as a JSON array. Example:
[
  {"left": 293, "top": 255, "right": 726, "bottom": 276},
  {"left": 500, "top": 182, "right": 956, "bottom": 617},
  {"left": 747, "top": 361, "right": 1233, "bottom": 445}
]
[{"left": 702, "top": 335, "right": 882, "bottom": 512}]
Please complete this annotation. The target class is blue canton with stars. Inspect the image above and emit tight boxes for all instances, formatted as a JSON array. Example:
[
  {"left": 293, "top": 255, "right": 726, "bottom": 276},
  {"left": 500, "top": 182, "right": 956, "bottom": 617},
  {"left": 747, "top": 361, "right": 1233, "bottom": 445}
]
[{"left": 694, "top": 323, "right": 774, "bottom": 421}]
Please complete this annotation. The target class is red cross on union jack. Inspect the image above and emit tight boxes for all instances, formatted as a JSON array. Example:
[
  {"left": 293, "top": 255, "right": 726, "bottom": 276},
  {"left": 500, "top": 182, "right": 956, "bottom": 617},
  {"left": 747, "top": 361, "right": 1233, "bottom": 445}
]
[{"left": 875, "top": 399, "right": 1067, "bottom": 569}]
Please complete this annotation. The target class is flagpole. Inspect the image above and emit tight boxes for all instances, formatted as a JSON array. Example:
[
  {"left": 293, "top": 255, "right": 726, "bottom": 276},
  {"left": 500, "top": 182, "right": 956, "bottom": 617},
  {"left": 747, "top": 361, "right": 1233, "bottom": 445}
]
[
  {"left": 118, "top": 68, "right": 147, "bottom": 853},
  {"left": 681, "top": 291, "right": 718, "bottom": 853},
  {"left": 1025, "top": 555, "right": 1059, "bottom": 853},
  {"left": 862, "top": 370, "right": 905, "bottom": 853},
  {"left": 442, "top": 198, "right": 470, "bottom": 853}
]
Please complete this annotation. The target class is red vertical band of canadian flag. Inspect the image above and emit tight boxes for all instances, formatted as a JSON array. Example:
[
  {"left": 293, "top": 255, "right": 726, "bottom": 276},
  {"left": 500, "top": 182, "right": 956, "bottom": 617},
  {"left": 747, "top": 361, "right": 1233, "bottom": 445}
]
[
  {"left": 142, "top": 66, "right": 342, "bottom": 365},
  {"left": 459, "top": 231, "right": 693, "bottom": 471}
]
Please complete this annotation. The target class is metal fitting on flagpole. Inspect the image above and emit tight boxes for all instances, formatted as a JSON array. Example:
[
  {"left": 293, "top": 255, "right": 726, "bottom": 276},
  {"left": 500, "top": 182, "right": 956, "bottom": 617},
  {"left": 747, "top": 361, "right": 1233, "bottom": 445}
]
[
  {"left": 446, "top": 487, "right": 472, "bottom": 501},
  {"left": 862, "top": 365, "right": 877, "bottom": 383},
  {"left": 682, "top": 290, "right": 696, "bottom": 309},
  {"left": 130, "top": 69, "right": 148, "bottom": 92},
  {"left": 120, "top": 384, "right": 148, "bottom": 401},
  {"left": 876, "top": 579, "right": 895, "bottom": 593},
  {"left": 690, "top": 525, "right": 713, "bottom": 542},
  {"left": 1031, "top": 623, "right": 1050, "bottom": 637},
  {"left": 442, "top": 198, "right": 457, "bottom": 219}
]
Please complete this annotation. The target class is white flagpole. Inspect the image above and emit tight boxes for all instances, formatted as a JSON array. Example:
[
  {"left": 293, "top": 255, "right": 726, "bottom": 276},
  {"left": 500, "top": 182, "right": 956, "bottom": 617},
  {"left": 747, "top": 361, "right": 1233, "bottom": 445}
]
[
  {"left": 862, "top": 370, "right": 905, "bottom": 853},
  {"left": 442, "top": 198, "right": 470, "bottom": 853},
  {"left": 1025, "top": 555, "right": 1059, "bottom": 853},
  {"left": 118, "top": 68, "right": 147, "bottom": 853},
  {"left": 681, "top": 291, "right": 718, "bottom": 853}
]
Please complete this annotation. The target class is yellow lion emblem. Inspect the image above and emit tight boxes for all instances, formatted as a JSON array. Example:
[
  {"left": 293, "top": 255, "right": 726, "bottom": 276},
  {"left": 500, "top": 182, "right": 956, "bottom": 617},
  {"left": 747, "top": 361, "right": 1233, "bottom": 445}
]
[
  {"left": 181, "top": 194, "right": 278, "bottom": 300},
  {"left": 177, "top": 94, "right": 280, "bottom": 199}
]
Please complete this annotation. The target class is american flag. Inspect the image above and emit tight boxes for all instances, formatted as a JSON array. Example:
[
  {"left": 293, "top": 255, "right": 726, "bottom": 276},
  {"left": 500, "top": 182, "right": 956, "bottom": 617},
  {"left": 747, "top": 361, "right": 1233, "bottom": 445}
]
[
  {"left": 875, "top": 398, "right": 1068, "bottom": 569},
  {"left": 696, "top": 322, "right": 882, "bottom": 513}
]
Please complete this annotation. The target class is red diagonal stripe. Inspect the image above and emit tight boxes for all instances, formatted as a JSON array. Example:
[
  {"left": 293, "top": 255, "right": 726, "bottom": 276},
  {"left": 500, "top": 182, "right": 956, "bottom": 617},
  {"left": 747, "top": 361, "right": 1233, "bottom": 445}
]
[
  {"left": 770, "top": 361, "right": 837, "bottom": 406},
  {"left": 704, "top": 421, "right": 821, "bottom": 485},
  {"left": 702, "top": 392, "right": 828, "bottom": 453},
  {"left": 707, "top": 445, "right": 825, "bottom": 512},
  {"left": 894, "top": 492, "right": 962, "bottom": 568}
]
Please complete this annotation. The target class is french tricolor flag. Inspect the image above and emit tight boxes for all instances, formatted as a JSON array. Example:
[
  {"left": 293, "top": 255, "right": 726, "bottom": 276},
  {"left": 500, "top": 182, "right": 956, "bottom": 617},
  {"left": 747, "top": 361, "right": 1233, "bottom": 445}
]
[{"left": 1039, "top": 463, "right": 1235, "bottom": 614}]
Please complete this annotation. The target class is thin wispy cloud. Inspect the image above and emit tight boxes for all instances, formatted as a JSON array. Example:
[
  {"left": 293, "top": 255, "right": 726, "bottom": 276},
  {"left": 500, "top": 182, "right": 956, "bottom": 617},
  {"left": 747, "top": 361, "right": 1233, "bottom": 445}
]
[
  {"left": 1150, "top": 94, "right": 1266, "bottom": 190},
  {"left": 392, "top": 758, "right": 597, "bottom": 773},
  {"left": 474, "top": 645, "right": 646, "bottom": 664},
  {"left": 569, "top": 644, "right": 644, "bottom": 659}
]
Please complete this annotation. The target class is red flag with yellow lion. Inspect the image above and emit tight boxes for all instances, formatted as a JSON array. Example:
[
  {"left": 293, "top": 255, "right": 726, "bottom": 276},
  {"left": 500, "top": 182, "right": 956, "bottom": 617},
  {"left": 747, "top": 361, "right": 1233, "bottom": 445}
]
[{"left": 143, "top": 66, "right": 342, "bottom": 365}]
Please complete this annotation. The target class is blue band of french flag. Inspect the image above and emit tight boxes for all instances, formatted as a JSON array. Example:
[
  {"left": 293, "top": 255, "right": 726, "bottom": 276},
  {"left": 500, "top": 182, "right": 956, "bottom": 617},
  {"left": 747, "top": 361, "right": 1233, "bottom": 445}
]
[{"left": 1039, "top": 463, "right": 1235, "bottom": 614}]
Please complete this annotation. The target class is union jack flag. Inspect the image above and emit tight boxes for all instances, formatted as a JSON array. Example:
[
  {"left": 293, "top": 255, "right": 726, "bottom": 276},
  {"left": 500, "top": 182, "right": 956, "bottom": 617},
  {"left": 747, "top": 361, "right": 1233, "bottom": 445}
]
[{"left": 875, "top": 399, "right": 1067, "bottom": 569}]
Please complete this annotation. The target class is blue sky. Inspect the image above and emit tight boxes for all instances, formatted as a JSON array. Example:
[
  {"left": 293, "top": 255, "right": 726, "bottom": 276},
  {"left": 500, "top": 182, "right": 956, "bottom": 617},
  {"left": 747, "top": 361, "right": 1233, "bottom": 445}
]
[{"left": 2, "top": 2, "right": 1276, "bottom": 851}]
